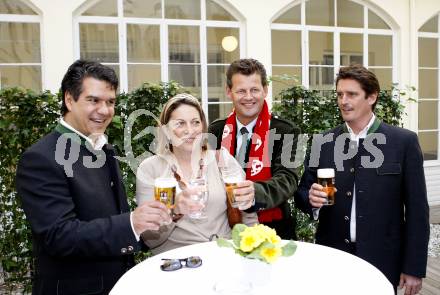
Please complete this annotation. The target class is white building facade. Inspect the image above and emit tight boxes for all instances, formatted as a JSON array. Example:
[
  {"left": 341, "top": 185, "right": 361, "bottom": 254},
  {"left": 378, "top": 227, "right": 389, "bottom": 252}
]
[{"left": 1, "top": 0, "right": 439, "bottom": 205}]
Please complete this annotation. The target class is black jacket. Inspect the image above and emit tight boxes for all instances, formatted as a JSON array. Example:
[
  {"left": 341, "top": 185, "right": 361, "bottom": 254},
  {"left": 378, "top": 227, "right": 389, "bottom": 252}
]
[
  {"left": 295, "top": 121, "right": 430, "bottom": 286},
  {"left": 16, "top": 125, "right": 140, "bottom": 295}
]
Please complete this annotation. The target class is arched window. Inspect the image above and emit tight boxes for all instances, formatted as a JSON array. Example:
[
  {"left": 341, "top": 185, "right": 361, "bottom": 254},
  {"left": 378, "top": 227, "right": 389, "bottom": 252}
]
[
  {"left": 0, "top": 0, "right": 42, "bottom": 91},
  {"left": 271, "top": 0, "right": 394, "bottom": 98},
  {"left": 418, "top": 14, "right": 439, "bottom": 162},
  {"left": 74, "top": 0, "right": 243, "bottom": 122}
]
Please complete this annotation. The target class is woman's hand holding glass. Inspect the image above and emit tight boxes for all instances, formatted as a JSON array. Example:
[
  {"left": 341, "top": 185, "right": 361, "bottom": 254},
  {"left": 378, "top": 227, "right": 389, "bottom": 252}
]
[{"left": 173, "top": 184, "right": 206, "bottom": 218}]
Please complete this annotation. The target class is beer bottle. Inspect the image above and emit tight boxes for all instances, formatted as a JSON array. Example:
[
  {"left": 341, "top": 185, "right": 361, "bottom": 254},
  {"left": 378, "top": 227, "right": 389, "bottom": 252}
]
[{"left": 226, "top": 199, "right": 242, "bottom": 227}]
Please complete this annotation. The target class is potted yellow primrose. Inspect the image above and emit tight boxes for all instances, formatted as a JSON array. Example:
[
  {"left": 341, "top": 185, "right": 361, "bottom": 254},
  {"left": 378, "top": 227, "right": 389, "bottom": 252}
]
[{"left": 217, "top": 223, "right": 297, "bottom": 263}]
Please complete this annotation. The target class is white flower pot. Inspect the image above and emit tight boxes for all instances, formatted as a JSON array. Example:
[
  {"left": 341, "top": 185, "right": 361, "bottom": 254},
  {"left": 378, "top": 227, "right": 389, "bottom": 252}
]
[{"left": 240, "top": 257, "right": 272, "bottom": 287}]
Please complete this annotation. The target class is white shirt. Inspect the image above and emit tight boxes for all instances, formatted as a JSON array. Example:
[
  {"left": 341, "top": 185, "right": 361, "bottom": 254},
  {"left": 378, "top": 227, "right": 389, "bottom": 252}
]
[
  {"left": 313, "top": 114, "right": 376, "bottom": 243},
  {"left": 59, "top": 118, "right": 140, "bottom": 241},
  {"left": 235, "top": 117, "right": 257, "bottom": 156},
  {"left": 60, "top": 118, "right": 107, "bottom": 150},
  {"left": 235, "top": 117, "right": 257, "bottom": 206},
  {"left": 346, "top": 114, "right": 376, "bottom": 242}
]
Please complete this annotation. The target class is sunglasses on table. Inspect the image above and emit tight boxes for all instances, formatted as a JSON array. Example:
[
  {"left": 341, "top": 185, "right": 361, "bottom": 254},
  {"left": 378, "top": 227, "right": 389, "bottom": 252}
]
[{"left": 160, "top": 256, "right": 202, "bottom": 271}]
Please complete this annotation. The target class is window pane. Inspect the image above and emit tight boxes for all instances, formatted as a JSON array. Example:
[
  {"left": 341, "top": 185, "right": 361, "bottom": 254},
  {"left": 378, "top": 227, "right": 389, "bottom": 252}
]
[
  {"left": 306, "top": 0, "right": 334, "bottom": 26},
  {"left": 208, "top": 65, "right": 228, "bottom": 102},
  {"left": 0, "top": 23, "right": 41, "bottom": 63},
  {"left": 207, "top": 27, "right": 239, "bottom": 64},
  {"left": 165, "top": 0, "right": 200, "bottom": 20},
  {"left": 104, "top": 64, "right": 120, "bottom": 88},
  {"left": 337, "top": 0, "right": 363, "bottom": 28},
  {"left": 169, "top": 64, "right": 201, "bottom": 96},
  {"left": 309, "top": 32, "right": 333, "bottom": 65},
  {"left": 124, "top": 0, "right": 161, "bottom": 18},
  {"left": 418, "top": 100, "right": 438, "bottom": 130},
  {"left": 272, "top": 30, "right": 301, "bottom": 65},
  {"left": 418, "top": 131, "right": 438, "bottom": 160},
  {"left": 206, "top": 0, "right": 236, "bottom": 21},
  {"left": 0, "top": 65, "right": 41, "bottom": 91},
  {"left": 80, "top": 24, "right": 119, "bottom": 63},
  {"left": 369, "top": 68, "right": 392, "bottom": 90},
  {"left": 169, "top": 26, "right": 200, "bottom": 63},
  {"left": 128, "top": 65, "right": 161, "bottom": 91},
  {"left": 368, "top": 9, "right": 390, "bottom": 29},
  {"left": 419, "top": 15, "right": 438, "bottom": 33},
  {"left": 419, "top": 38, "right": 438, "bottom": 68},
  {"left": 340, "top": 33, "right": 363, "bottom": 66},
  {"left": 82, "top": 0, "right": 117, "bottom": 16},
  {"left": 309, "top": 66, "right": 334, "bottom": 90},
  {"left": 127, "top": 25, "right": 160, "bottom": 63},
  {"left": 208, "top": 103, "right": 233, "bottom": 123},
  {"left": 419, "top": 69, "right": 438, "bottom": 98},
  {"left": 273, "top": 5, "right": 300, "bottom": 24},
  {"left": 368, "top": 35, "right": 392, "bottom": 66},
  {"left": 0, "top": 0, "right": 36, "bottom": 14},
  {"left": 271, "top": 66, "right": 302, "bottom": 99}
]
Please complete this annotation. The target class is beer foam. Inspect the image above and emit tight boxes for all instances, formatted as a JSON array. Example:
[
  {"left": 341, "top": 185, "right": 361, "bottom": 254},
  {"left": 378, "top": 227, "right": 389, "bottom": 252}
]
[
  {"left": 154, "top": 177, "right": 177, "bottom": 187},
  {"left": 223, "top": 176, "right": 242, "bottom": 184},
  {"left": 317, "top": 168, "right": 335, "bottom": 178}
]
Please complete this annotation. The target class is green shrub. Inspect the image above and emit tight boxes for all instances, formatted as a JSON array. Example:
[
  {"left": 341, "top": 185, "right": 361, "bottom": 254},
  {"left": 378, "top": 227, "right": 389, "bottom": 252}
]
[{"left": 0, "top": 88, "right": 60, "bottom": 292}]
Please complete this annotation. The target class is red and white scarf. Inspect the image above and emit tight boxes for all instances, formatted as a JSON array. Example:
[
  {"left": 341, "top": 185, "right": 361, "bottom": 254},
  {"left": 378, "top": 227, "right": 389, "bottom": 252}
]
[{"left": 220, "top": 101, "right": 282, "bottom": 223}]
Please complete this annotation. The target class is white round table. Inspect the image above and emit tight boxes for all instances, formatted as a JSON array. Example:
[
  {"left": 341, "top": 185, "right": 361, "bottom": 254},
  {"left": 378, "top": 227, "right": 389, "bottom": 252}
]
[{"left": 110, "top": 241, "right": 394, "bottom": 295}]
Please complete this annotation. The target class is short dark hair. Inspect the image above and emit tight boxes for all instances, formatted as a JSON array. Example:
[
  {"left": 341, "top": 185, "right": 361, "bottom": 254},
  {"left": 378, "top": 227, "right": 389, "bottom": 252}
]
[
  {"left": 336, "top": 64, "right": 380, "bottom": 110},
  {"left": 226, "top": 58, "right": 267, "bottom": 89},
  {"left": 60, "top": 60, "right": 119, "bottom": 115}
]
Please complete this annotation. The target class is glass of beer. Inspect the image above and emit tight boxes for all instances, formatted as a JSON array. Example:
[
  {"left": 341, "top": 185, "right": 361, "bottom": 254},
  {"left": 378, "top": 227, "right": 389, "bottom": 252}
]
[
  {"left": 223, "top": 175, "right": 244, "bottom": 208},
  {"left": 317, "top": 168, "right": 336, "bottom": 205},
  {"left": 154, "top": 177, "right": 177, "bottom": 210}
]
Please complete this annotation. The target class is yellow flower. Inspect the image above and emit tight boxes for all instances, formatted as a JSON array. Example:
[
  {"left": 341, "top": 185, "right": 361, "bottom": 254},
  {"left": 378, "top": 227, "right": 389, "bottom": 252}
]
[
  {"left": 260, "top": 246, "right": 282, "bottom": 263},
  {"left": 268, "top": 234, "right": 281, "bottom": 245},
  {"left": 217, "top": 223, "right": 297, "bottom": 264},
  {"left": 239, "top": 230, "right": 263, "bottom": 252},
  {"left": 255, "top": 224, "right": 281, "bottom": 244}
]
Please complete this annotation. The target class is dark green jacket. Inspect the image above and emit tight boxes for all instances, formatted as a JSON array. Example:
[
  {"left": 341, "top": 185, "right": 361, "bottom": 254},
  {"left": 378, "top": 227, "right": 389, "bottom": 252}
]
[{"left": 209, "top": 116, "right": 301, "bottom": 239}]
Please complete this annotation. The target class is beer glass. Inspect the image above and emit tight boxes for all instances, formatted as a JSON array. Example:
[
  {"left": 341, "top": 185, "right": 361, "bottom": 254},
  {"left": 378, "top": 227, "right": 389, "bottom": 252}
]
[
  {"left": 317, "top": 168, "right": 336, "bottom": 205},
  {"left": 223, "top": 174, "right": 244, "bottom": 208},
  {"left": 154, "top": 177, "right": 177, "bottom": 210},
  {"left": 188, "top": 177, "right": 209, "bottom": 220}
]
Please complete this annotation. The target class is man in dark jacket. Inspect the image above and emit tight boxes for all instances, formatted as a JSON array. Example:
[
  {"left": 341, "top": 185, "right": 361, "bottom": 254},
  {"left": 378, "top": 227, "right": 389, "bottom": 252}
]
[
  {"left": 16, "top": 60, "right": 171, "bottom": 295},
  {"left": 209, "top": 58, "right": 300, "bottom": 239},
  {"left": 295, "top": 64, "right": 429, "bottom": 295}
]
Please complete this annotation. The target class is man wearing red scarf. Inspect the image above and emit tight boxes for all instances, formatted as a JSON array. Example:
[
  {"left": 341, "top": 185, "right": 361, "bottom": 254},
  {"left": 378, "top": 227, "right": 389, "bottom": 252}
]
[{"left": 208, "top": 58, "right": 300, "bottom": 239}]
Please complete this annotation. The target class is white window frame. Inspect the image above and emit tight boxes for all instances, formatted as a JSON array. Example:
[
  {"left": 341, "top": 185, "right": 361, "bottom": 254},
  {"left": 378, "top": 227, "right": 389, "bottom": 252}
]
[
  {"left": 418, "top": 15, "right": 440, "bottom": 166},
  {"left": 73, "top": 0, "right": 245, "bottom": 121},
  {"left": 270, "top": 0, "right": 396, "bottom": 92},
  {"left": 0, "top": 11, "right": 42, "bottom": 90}
]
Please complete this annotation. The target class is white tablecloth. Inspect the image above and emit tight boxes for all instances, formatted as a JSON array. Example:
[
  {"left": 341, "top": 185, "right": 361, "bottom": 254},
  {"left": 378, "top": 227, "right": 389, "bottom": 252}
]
[{"left": 110, "top": 241, "right": 394, "bottom": 295}]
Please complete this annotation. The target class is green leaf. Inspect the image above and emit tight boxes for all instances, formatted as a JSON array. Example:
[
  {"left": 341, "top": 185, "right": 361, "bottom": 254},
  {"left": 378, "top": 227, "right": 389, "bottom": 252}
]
[
  {"left": 235, "top": 248, "right": 246, "bottom": 256},
  {"left": 216, "top": 238, "right": 234, "bottom": 248},
  {"left": 246, "top": 249, "right": 263, "bottom": 260},
  {"left": 281, "top": 241, "right": 297, "bottom": 257},
  {"left": 231, "top": 223, "right": 246, "bottom": 247}
]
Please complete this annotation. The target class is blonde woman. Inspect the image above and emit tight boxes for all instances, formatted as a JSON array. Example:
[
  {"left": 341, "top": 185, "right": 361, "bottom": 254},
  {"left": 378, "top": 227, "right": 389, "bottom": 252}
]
[{"left": 136, "top": 93, "right": 257, "bottom": 254}]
